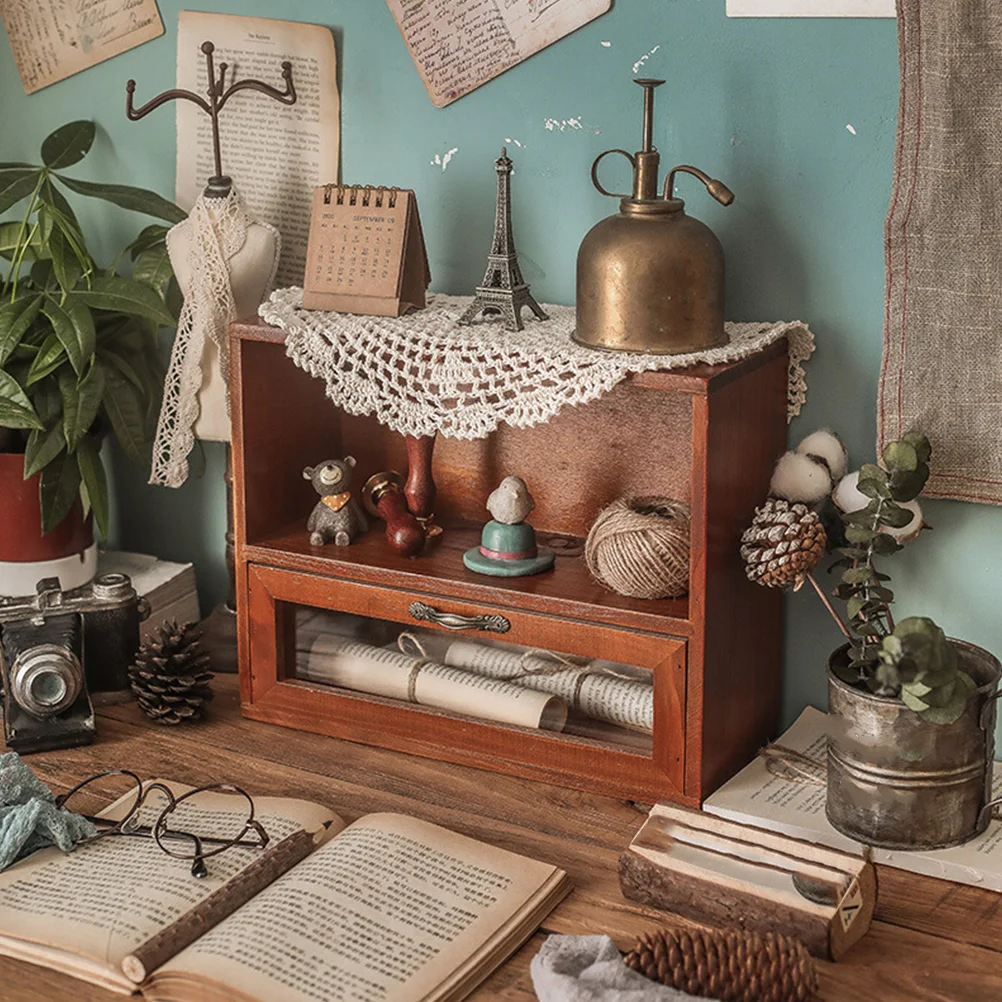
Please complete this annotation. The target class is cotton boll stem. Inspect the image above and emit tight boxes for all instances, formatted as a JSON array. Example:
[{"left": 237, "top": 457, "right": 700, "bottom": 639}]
[{"left": 806, "top": 572, "right": 850, "bottom": 638}]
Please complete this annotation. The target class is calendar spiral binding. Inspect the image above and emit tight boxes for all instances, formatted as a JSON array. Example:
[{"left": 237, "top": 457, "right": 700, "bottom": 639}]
[{"left": 322, "top": 184, "right": 402, "bottom": 209}]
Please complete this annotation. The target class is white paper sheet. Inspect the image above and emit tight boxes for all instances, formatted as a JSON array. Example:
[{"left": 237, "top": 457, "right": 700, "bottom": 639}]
[
  {"left": 727, "top": 0, "right": 894, "bottom": 15},
  {"left": 305, "top": 635, "right": 568, "bottom": 731},
  {"left": 704, "top": 707, "right": 1002, "bottom": 891},
  {"left": 175, "top": 12, "right": 340, "bottom": 288}
]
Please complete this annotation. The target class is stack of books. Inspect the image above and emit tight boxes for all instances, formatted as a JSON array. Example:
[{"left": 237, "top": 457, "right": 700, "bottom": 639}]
[
  {"left": 98, "top": 551, "right": 201, "bottom": 641},
  {"left": 703, "top": 706, "right": 1002, "bottom": 891}
]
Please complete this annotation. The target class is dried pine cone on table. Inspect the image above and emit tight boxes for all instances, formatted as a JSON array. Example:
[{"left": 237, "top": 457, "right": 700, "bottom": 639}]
[
  {"left": 740, "top": 499, "right": 827, "bottom": 590},
  {"left": 129, "top": 621, "right": 214, "bottom": 725},
  {"left": 625, "top": 925, "right": 818, "bottom": 1002}
]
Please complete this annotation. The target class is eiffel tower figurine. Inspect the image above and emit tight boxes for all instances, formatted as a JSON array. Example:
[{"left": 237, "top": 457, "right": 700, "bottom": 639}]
[{"left": 458, "top": 148, "right": 548, "bottom": 332}]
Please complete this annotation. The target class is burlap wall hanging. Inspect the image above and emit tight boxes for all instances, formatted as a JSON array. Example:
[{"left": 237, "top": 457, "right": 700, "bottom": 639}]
[{"left": 880, "top": 0, "right": 1002, "bottom": 504}]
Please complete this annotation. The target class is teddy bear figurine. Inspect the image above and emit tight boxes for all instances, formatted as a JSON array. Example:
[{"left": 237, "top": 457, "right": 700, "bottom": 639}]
[{"left": 303, "top": 457, "right": 369, "bottom": 546}]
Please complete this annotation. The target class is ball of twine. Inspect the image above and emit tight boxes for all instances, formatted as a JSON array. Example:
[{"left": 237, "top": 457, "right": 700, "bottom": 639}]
[{"left": 585, "top": 497, "right": 691, "bottom": 600}]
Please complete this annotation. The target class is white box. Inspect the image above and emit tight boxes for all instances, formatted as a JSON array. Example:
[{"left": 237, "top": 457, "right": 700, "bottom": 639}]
[{"left": 727, "top": 0, "right": 894, "bottom": 16}]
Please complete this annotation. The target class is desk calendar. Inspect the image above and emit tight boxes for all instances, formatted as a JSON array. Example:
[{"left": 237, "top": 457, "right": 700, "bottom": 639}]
[{"left": 302, "top": 185, "right": 430, "bottom": 317}]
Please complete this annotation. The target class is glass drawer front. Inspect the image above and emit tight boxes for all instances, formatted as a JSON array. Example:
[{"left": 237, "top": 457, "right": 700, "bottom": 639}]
[
  {"left": 244, "top": 563, "right": 688, "bottom": 799},
  {"left": 291, "top": 605, "right": 656, "bottom": 752}
]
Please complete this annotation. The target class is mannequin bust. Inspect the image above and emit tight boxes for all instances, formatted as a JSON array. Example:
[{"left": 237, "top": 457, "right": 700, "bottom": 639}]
[{"left": 165, "top": 176, "right": 279, "bottom": 441}]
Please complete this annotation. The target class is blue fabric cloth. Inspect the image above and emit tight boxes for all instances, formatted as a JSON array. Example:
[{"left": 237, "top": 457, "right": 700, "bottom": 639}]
[{"left": 0, "top": 752, "right": 97, "bottom": 870}]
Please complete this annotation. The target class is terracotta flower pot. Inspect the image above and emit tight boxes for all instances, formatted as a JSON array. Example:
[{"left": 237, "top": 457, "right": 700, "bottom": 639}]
[
  {"left": 0, "top": 452, "right": 95, "bottom": 595},
  {"left": 826, "top": 639, "right": 1001, "bottom": 850}
]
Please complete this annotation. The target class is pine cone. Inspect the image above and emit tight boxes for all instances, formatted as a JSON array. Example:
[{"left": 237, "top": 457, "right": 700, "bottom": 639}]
[
  {"left": 741, "top": 499, "right": 827, "bottom": 589},
  {"left": 129, "top": 621, "right": 214, "bottom": 725},
  {"left": 625, "top": 925, "right": 818, "bottom": 1002}
]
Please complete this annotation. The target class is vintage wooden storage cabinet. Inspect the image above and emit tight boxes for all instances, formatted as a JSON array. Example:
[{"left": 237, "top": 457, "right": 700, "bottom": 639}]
[{"left": 231, "top": 319, "right": 787, "bottom": 805}]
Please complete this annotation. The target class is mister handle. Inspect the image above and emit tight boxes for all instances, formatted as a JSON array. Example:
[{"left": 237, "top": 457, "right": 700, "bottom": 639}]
[
  {"left": 590, "top": 149, "right": 734, "bottom": 207},
  {"left": 590, "top": 148, "right": 637, "bottom": 199}
]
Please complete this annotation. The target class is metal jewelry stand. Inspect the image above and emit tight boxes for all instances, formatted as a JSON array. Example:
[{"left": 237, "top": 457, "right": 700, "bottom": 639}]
[
  {"left": 126, "top": 42, "right": 297, "bottom": 671},
  {"left": 127, "top": 40, "right": 296, "bottom": 196}
]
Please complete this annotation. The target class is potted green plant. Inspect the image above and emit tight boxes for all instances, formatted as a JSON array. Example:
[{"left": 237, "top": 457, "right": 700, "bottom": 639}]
[
  {"left": 742, "top": 431, "right": 1001, "bottom": 850},
  {"left": 1, "top": 121, "right": 182, "bottom": 593}
]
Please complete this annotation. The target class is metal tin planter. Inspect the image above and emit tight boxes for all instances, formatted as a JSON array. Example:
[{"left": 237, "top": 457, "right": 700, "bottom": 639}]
[{"left": 827, "top": 640, "right": 1001, "bottom": 850}]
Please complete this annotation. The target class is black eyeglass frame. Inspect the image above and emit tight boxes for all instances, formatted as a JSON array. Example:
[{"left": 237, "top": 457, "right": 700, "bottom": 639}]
[{"left": 56, "top": 770, "right": 270, "bottom": 878}]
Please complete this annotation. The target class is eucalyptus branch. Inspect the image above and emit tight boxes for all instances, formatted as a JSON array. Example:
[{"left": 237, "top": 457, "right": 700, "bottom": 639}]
[
  {"left": 855, "top": 494, "right": 894, "bottom": 661},
  {"left": 829, "top": 434, "right": 932, "bottom": 692}
]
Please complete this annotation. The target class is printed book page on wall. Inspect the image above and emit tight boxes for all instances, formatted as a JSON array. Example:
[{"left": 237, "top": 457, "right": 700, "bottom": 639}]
[
  {"left": 175, "top": 12, "right": 340, "bottom": 288},
  {"left": 727, "top": 0, "right": 894, "bottom": 14}
]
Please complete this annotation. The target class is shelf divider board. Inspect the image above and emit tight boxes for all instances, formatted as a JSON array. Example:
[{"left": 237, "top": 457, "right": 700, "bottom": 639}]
[{"left": 245, "top": 518, "right": 693, "bottom": 637}]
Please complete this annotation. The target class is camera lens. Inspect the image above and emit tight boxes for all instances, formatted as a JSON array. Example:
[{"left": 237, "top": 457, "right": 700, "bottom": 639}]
[
  {"left": 11, "top": 645, "right": 84, "bottom": 718},
  {"left": 30, "top": 671, "right": 68, "bottom": 706}
]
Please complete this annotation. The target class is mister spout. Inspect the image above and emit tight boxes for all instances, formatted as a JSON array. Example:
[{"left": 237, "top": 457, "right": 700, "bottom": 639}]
[{"left": 664, "top": 165, "right": 735, "bottom": 206}]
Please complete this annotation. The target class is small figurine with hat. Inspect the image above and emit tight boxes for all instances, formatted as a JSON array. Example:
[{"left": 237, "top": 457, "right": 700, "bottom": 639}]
[{"left": 464, "top": 476, "right": 555, "bottom": 577}]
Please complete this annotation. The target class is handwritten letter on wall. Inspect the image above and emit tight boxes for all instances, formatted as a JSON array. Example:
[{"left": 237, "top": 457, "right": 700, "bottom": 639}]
[
  {"left": 386, "top": 0, "right": 611, "bottom": 108},
  {"left": 0, "top": 0, "right": 164, "bottom": 94}
]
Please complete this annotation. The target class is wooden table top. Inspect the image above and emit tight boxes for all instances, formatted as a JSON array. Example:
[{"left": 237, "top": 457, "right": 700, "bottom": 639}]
[{"left": 3, "top": 675, "right": 1000, "bottom": 1001}]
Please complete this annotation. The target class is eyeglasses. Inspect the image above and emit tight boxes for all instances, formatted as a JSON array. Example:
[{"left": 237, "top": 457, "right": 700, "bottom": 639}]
[{"left": 56, "top": 770, "right": 270, "bottom": 878}]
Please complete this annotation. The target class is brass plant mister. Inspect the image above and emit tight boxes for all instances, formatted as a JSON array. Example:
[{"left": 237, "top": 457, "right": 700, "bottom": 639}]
[{"left": 575, "top": 79, "right": 734, "bottom": 354}]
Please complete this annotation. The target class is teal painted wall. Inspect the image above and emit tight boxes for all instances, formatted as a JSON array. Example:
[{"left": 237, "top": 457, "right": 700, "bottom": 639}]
[{"left": 3, "top": 1, "right": 1000, "bottom": 734}]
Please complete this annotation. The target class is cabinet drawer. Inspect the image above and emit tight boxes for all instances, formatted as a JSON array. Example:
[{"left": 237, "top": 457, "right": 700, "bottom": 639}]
[{"left": 242, "top": 563, "right": 689, "bottom": 803}]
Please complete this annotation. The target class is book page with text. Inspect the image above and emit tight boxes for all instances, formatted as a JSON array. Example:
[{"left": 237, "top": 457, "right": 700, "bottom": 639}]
[
  {"left": 704, "top": 706, "right": 1002, "bottom": 890},
  {"left": 304, "top": 635, "right": 567, "bottom": 731},
  {"left": 152, "top": 812, "right": 566, "bottom": 1002},
  {"left": 0, "top": 783, "right": 338, "bottom": 991},
  {"left": 176, "top": 12, "right": 340, "bottom": 287}
]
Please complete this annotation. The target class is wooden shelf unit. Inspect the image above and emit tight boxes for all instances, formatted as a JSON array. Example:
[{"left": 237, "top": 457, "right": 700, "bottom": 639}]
[{"left": 231, "top": 319, "right": 788, "bottom": 805}]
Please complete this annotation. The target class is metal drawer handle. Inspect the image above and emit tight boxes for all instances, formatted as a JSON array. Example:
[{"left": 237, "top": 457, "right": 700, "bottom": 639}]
[{"left": 408, "top": 601, "right": 510, "bottom": 634}]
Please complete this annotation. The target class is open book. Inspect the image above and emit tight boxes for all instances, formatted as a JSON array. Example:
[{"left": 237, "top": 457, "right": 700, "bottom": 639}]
[{"left": 0, "top": 784, "right": 569, "bottom": 1001}]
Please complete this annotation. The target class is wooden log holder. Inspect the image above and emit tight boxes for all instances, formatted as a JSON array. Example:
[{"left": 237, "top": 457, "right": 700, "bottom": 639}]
[{"left": 619, "top": 803, "right": 876, "bottom": 960}]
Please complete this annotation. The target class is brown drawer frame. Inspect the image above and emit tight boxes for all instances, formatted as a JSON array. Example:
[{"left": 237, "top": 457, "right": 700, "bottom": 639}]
[
  {"left": 231, "top": 320, "right": 789, "bottom": 804},
  {"left": 241, "top": 563, "right": 690, "bottom": 804}
]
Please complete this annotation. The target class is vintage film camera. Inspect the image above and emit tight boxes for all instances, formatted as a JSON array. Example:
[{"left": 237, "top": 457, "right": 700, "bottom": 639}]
[{"left": 0, "top": 573, "right": 148, "bottom": 754}]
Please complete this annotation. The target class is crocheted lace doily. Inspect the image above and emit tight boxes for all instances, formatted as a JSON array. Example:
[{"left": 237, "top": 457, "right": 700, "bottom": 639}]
[
  {"left": 261, "top": 288, "right": 815, "bottom": 441},
  {"left": 151, "top": 187, "right": 279, "bottom": 487}
]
